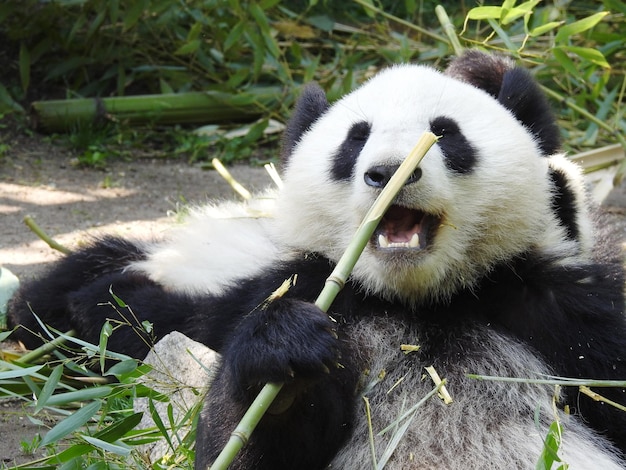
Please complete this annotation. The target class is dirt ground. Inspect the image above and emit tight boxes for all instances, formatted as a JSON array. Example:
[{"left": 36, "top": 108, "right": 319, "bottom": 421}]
[
  {"left": 0, "top": 126, "right": 625, "bottom": 466},
  {"left": 0, "top": 128, "right": 273, "bottom": 466}
]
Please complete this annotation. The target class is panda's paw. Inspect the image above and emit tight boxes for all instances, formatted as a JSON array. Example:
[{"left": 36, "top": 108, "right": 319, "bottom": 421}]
[{"left": 224, "top": 298, "right": 340, "bottom": 389}]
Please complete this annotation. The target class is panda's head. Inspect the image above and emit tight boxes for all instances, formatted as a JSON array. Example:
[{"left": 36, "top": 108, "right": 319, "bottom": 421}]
[{"left": 274, "top": 51, "right": 590, "bottom": 304}]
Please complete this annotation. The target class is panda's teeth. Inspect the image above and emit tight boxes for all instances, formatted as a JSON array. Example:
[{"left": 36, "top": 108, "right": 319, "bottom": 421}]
[{"left": 377, "top": 233, "right": 420, "bottom": 249}]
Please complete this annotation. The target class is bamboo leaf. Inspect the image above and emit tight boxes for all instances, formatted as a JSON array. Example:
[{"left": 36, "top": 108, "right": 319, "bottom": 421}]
[
  {"left": 187, "top": 21, "right": 203, "bottom": 42},
  {"left": 104, "top": 359, "right": 138, "bottom": 377},
  {"left": 502, "top": 1, "right": 540, "bottom": 25},
  {"left": 536, "top": 421, "right": 564, "bottom": 470},
  {"left": 529, "top": 21, "right": 562, "bottom": 37},
  {"left": 99, "top": 321, "right": 112, "bottom": 374},
  {"left": 45, "top": 386, "right": 113, "bottom": 406},
  {"left": 80, "top": 434, "right": 131, "bottom": 456},
  {"left": 466, "top": 6, "right": 502, "bottom": 20},
  {"left": 149, "top": 397, "right": 175, "bottom": 452},
  {"left": 551, "top": 47, "right": 578, "bottom": 76},
  {"left": 562, "top": 46, "right": 610, "bottom": 68},
  {"left": 175, "top": 39, "right": 201, "bottom": 56},
  {"left": 51, "top": 444, "right": 95, "bottom": 463},
  {"left": 92, "top": 412, "right": 143, "bottom": 442},
  {"left": 224, "top": 21, "right": 246, "bottom": 52},
  {"left": 555, "top": 12, "right": 609, "bottom": 43},
  {"left": 40, "top": 400, "right": 101, "bottom": 447},
  {"left": 0, "top": 82, "right": 25, "bottom": 113},
  {"left": 0, "top": 365, "right": 43, "bottom": 379},
  {"left": 35, "top": 364, "right": 64, "bottom": 413},
  {"left": 123, "top": 0, "right": 146, "bottom": 31}
]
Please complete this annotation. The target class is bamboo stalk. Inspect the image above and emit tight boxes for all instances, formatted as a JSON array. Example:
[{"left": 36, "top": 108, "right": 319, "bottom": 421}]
[
  {"left": 23, "top": 216, "right": 71, "bottom": 255},
  {"left": 30, "top": 87, "right": 284, "bottom": 133},
  {"left": 16, "top": 330, "right": 76, "bottom": 364},
  {"left": 435, "top": 5, "right": 464, "bottom": 56},
  {"left": 209, "top": 131, "right": 438, "bottom": 470}
]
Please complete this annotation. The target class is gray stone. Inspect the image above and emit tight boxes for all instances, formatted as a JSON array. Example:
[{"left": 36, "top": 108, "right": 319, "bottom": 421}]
[{"left": 134, "top": 331, "right": 219, "bottom": 464}]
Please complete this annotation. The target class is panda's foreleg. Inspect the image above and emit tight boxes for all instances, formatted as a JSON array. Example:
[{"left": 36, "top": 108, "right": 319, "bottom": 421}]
[
  {"left": 7, "top": 236, "right": 148, "bottom": 350},
  {"left": 195, "top": 297, "right": 360, "bottom": 470}
]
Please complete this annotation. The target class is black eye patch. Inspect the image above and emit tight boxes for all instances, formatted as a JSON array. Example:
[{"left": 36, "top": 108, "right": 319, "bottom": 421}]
[
  {"left": 430, "top": 116, "right": 477, "bottom": 174},
  {"left": 331, "top": 121, "right": 371, "bottom": 181}
]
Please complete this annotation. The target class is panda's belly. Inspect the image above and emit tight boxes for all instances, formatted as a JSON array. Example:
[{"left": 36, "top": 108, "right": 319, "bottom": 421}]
[{"left": 328, "top": 317, "right": 623, "bottom": 470}]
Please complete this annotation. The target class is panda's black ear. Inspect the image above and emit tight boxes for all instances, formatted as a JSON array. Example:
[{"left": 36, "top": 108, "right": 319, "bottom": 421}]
[
  {"left": 445, "top": 50, "right": 560, "bottom": 156},
  {"left": 281, "top": 83, "right": 329, "bottom": 162}
]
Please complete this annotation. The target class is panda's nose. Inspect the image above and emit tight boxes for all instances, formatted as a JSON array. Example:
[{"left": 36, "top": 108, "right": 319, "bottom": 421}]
[{"left": 364, "top": 164, "right": 422, "bottom": 188}]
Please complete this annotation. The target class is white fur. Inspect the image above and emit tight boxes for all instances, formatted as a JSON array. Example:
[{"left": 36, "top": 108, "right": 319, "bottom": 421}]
[
  {"left": 274, "top": 64, "right": 586, "bottom": 304},
  {"left": 128, "top": 190, "right": 283, "bottom": 295}
]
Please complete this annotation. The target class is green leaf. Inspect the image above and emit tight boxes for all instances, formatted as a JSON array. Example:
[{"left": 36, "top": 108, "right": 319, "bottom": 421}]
[
  {"left": 109, "top": 287, "right": 127, "bottom": 308},
  {"left": 224, "top": 20, "right": 246, "bottom": 52},
  {"left": 159, "top": 78, "right": 174, "bottom": 94},
  {"left": 99, "top": 321, "right": 113, "bottom": 373},
  {"left": 149, "top": 397, "right": 175, "bottom": 452},
  {"left": 51, "top": 444, "right": 95, "bottom": 463},
  {"left": 551, "top": 47, "right": 579, "bottom": 76},
  {"left": 123, "top": 0, "right": 146, "bottom": 31},
  {"left": 0, "top": 330, "right": 14, "bottom": 342},
  {"left": 466, "top": 6, "right": 502, "bottom": 20},
  {"left": 187, "top": 21, "right": 203, "bottom": 42},
  {"left": 45, "top": 386, "right": 113, "bottom": 406},
  {"left": 0, "top": 365, "right": 43, "bottom": 380},
  {"left": 529, "top": 21, "right": 562, "bottom": 37},
  {"left": 536, "top": 421, "right": 564, "bottom": 470},
  {"left": 104, "top": 359, "right": 138, "bottom": 377},
  {"left": 80, "top": 434, "right": 131, "bottom": 456},
  {"left": 40, "top": 400, "right": 101, "bottom": 447},
  {"left": 92, "top": 412, "right": 143, "bottom": 442},
  {"left": 563, "top": 46, "right": 610, "bottom": 68},
  {"left": 175, "top": 39, "right": 201, "bottom": 55},
  {"left": 35, "top": 364, "right": 63, "bottom": 413},
  {"left": 502, "top": 1, "right": 540, "bottom": 25},
  {"left": 19, "top": 42, "right": 30, "bottom": 92},
  {"left": 555, "top": 12, "right": 609, "bottom": 43},
  {"left": 0, "top": 82, "right": 25, "bottom": 113}
]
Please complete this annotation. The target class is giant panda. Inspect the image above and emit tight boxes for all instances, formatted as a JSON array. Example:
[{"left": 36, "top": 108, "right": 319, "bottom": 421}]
[{"left": 7, "top": 50, "right": 626, "bottom": 469}]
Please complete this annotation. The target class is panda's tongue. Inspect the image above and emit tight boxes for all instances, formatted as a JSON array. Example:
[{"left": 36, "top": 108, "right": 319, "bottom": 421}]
[{"left": 377, "top": 205, "right": 423, "bottom": 249}]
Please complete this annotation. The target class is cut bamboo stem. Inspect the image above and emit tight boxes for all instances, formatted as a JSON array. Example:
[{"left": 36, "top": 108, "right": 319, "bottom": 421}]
[
  {"left": 209, "top": 131, "right": 438, "bottom": 470},
  {"left": 23, "top": 216, "right": 71, "bottom": 254},
  {"left": 30, "top": 87, "right": 284, "bottom": 133}
]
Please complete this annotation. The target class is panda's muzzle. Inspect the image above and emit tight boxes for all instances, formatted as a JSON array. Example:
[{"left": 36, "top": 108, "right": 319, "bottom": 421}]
[
  {"left": 365, "top": 164, "right": 435, "bottom": 251},
  {"left": 375, "top": 205, "right": 437, "bottom": 251}
]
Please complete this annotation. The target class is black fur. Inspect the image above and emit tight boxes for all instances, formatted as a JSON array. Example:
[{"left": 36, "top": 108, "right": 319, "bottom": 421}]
[
  {"left": 549, "top": 166, "right": 581, "bottom": 240},
  {"left": 430, "top": 116, "right": 478, "bottom": 174},
  {"left": 331, "top": 120, "right": 371, "bottom": 181},
  {"left": 280, "top": 83, "right": 329, "bottom": 163}
]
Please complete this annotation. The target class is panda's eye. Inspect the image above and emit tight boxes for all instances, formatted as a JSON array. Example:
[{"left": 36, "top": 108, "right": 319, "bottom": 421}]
[
  {"left": 430, "top": 116, "right": 477, "bottom": 174},
  {"left": 331, "top": 120, "right": 371, "bottom": 181},
  {"left": 348, "top": 121, "right": 371, "bottom": 141}
]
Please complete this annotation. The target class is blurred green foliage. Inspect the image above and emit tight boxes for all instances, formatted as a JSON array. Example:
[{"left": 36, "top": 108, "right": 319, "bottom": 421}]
[{"left": 0, "top": 0, "right": 624, "bottom": 159}]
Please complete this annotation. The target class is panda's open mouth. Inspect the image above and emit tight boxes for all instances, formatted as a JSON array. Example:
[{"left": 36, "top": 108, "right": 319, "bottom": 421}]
[{"left": 374, "top": 205, "right": 438, "bottom": 251}]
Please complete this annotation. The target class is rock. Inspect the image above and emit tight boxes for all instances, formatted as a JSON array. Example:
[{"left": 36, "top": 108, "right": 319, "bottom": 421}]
[{"left": 133, "top": 331, "right": 219, "bottom": 464}]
